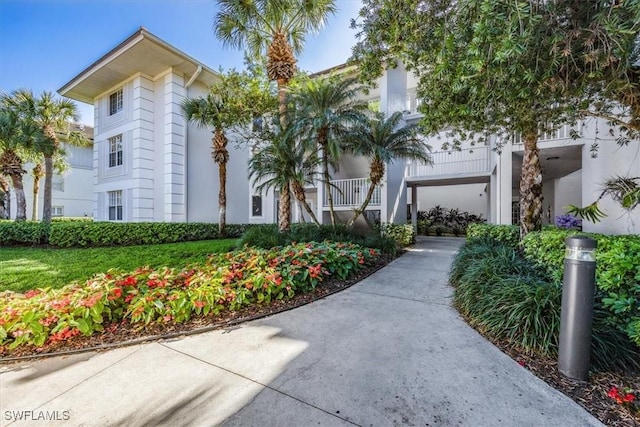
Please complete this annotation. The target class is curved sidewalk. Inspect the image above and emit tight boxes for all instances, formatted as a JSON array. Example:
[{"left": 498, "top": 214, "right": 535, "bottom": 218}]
[{"left": 0, "top": 237, "right": 602, "bottom": 426}]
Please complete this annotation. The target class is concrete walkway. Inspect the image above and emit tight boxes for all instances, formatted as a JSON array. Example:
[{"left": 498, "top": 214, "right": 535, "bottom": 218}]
[{"left": 0, "top": 237, "right": 602, "bottom": 426}]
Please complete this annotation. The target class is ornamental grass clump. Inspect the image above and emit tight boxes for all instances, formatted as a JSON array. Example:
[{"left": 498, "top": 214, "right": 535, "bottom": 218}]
[{"left": 0, "top": 241, "right": 379, "bottom": 350}]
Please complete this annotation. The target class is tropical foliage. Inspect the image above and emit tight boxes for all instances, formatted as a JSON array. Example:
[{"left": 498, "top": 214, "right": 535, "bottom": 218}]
[
  {"left": 351, "top": 0, "right": 640, "bottom": 238},
  {"left": 343, "top": 111, "right": 431, "bottom": 226},
  {"left": 0, "top": 241, "right": 379, "bottom": 349},
  {"left": 182, "top": 68, "right": 276, "bottom": 235},
  {"left": 290, "top": 74, "right": 368, "bottom": 225}
]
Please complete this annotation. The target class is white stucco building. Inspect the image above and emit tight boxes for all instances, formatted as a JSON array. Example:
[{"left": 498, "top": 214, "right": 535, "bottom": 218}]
[{"left": 57, "top": 28, "right": 639, "bottom": 235}]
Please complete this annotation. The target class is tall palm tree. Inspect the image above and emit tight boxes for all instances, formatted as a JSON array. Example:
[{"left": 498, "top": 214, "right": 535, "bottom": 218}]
[
  {"left": 215, "top": 0, "right": 336, "bottom": 229},
  {"left": 291, "top": 75, "right": 368, "bottom": 225},
  {"left": 0, "top": 104, "right": 42, "bottom": 221},
  {"left": 183, "top": 93, "right": 232, "bottom": 235},
  {"left": 343, "top": 111, "right": 432, "bottom": 227},
  {"left": 11, "top": 90, "right": 89, "bottom": 223},
  {"left": 215, "top": 0, "right": 336, "bottom": 127},
  {"left": 248, "top": 124, "right": 319, "bottom": 231},
  {"left": 30, "top": 162, "right": 44, "bottom": 221}
]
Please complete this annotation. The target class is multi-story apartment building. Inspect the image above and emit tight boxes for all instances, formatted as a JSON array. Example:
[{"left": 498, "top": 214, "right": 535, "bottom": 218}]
[{"left": 58, "top": 28, "right": 639, "bottom": 235}]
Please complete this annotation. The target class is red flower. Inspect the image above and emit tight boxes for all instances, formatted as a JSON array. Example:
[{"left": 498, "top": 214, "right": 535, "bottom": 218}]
[
  {"left": 623, "top": 393, "right": 635, "bottom": 403},
  {"left": 24, "top": 289, "right": 41, "bottom": 299},
  {"left": 124, "top": 294, "right": 134, "bottom": 303},
  {"left": 194, "top": 301, "right": 205, "bottom": 308},
  {"left": 108, "top": 288, "right": 123, "bottom": 300},
  {"left": 608, "top": 387, "right": 620, "bottom": 399}
]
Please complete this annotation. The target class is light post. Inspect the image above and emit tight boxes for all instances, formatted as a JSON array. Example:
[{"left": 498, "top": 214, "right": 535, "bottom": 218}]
[{"left": 558, "top": 236, "right": 597, "bottom": 381}]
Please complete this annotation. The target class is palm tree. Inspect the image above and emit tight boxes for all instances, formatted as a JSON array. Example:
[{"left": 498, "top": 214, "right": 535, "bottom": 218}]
[
  {"left": 214, "top": 0, "right": 336, "bottom": 127},
  {"left": 0, "top": 104, "right": 42, "bottom": 221},
  {"left": 343, "top": 111, "right": 432, "bottom": 227},
  {"left": 248, "top": 124, "right": 319, "bottom": 231},
  {"left": 291, "top": 75, "right": 368, "bottom": 225},
  {"left": 11, "top": 90, "right": 89, "bottom": 223},
  {"left": 182, "top": 93, "right": 233, "bottom": 235},
  {"left": 215, "top": 0, "right": 336, "bottom": 229}
]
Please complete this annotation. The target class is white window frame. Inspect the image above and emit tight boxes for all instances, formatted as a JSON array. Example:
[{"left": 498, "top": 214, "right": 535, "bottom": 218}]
[
  {"left": 108, "top": 190, "right": 123, "bottom": 221},
  {"left": 108, "top": 134, "right": 123, "bottom": 168},
  {"left": 108, "top": 88, "right": 123, "bottom": 116},
  {"left": 251, "top": 194, "right": 263, "bottom": 218},
  {"left": 52, "top": 206, "right": 64, "bottom": 217}
]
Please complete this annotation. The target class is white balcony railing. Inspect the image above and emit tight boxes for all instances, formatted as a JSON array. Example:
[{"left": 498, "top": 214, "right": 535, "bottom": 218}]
[
  {"left": 323, "top": 177, "right": 381, "bottom": 207},
  {"left": 407, "top": 146, "right": 491, "bottom": 178}
]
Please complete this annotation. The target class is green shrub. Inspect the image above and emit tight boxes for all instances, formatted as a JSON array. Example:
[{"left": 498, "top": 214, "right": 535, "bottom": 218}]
[
  {"left": 377, "top": 223, "right": 415, "bottom": 247},
  {"left": 466, "top": 223, "right": 519, "bottom": 247},
  {"left": 522, "top": 228, "right": 640, "bottom": 347},
  {"left": 46, "top": 222, "right": 253, "bottom": 248},
  {"left": 450, "top": 239, "right": 640, "bottom": 372},
  {"left": 0, "top": 222, "right": 49, "bottom": 246},
  {"left": 51, "top": 217, "right": 94, "bottom": 222},
  {"left": 237, "top": 223, "right": 399, "bottom": 255}
]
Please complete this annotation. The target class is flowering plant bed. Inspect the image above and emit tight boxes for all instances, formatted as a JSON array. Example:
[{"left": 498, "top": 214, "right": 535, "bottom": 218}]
[{"left": 0, "top": 242, "right": 381, "bottom": 357}]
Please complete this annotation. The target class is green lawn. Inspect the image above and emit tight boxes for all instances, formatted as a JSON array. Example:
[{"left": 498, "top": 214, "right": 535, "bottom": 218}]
[{"left": 0, "top": 239, "right": 237, "bottom": 293}]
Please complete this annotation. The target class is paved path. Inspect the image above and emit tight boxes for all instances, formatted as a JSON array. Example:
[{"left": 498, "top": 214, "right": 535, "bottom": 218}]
[{"left": 0, "top": 237, "right": 602, "bottom": 426}]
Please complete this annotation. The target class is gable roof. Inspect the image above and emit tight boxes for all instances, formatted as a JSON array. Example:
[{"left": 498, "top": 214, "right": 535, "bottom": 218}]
[{"left": 58, "top": 27, "right": 218, "bottom": 104}]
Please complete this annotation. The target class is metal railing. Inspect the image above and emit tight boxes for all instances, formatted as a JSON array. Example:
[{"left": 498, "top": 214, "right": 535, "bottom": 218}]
[
  {"left": 407, "top": 146, "right": 491, "bottom": 177},
  {"left": 323, "top": 177, "right": 381, "bottom": 207}
]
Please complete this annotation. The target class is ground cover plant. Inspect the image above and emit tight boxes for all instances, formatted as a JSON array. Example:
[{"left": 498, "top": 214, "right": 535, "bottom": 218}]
[
  {"left": 0, "top": 241, "right": 379, "bottom": 352},
  {"left": 454, "top": 225, "right": 640, "bottom": 424},
  {"left": 0, "top": 239, "right": 238, "bottom": 293},
  {"left": 237, "top": 223, "right": 401, "bottom": 255}
]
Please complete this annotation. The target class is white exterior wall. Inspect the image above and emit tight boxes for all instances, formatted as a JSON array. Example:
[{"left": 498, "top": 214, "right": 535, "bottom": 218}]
[
  {"left": 13, "top": 146, "right": 94, "bottom": 220},
  {"left": 554, "top": 170, "right": 582, "bottom": 219},
  {"left": 581, "top": 137, "right": 640, "bottom": 235}
]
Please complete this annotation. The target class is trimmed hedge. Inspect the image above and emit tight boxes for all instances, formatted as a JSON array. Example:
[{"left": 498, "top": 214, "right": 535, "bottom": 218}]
[
  {"left": 51, "top": 217, "right": 94, "bottom": 222},
  {"left": 0, "top": 221, "right": 253, "bottom": 247},
  {"left": 466, "top": 223, "right": 519, "bottom": 247},
  {"left": 0, "top": 222, "right": 49, "bottom": 246}
]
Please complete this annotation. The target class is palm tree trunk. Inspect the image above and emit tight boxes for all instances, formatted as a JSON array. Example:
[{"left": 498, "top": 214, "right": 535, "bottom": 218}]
[
  {"left": 347, "top": 182, "right": 377, "bottom": 227},
  {"left": 42, "top": 154, "right": 53, "bottom": 224},
  {"left": 319, "top": 130, "right": 336, "bottom": 225},
  {"left": 31, "top": 163, "right": 44, "bottom": 221},
  {"left": 519, "top": 132, "right": 543, "bottom": 240},
  {"left": 278, "top": 183, "right": 291, "bottom": 233},
  {"left": 8, "top": 173, "right": 27, "bottom": 221},
  {"left": 218, "top": 160, "right": 227, "bottom": 237},
  {"left": 277, "top": 79, "right": 288, "bottom": 130},
  {"left": 292, "top": 182, "right": 319, "bottom": 225},
  {"left": 0, "top": 176, "right": 10, "bottom": 219}
]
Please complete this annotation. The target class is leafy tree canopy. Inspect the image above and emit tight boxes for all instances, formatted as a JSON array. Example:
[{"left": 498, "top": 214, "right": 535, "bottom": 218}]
[{"left": 350, "top": 0, "right": 640, "bottom": 147}]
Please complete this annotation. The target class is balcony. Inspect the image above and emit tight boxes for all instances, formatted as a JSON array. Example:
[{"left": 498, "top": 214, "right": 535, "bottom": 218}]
[
  {"left": 406, "top": 146, "right": 492, "bottom": 186},
  {"left": 323, "top": 177, "right": 381, "bottom": 208}
]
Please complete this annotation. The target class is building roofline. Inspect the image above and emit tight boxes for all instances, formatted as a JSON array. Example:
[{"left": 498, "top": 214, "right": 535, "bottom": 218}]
[
  {"left": 58, "top": 27, "right": 219, "bottom": 99},
  {"left": 308, "top": 62, "right": 358, "bottom": 78}
]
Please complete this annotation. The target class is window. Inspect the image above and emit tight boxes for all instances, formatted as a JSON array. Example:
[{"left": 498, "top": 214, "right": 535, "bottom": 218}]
[
  {"left": 108, "top": 190, "right": 123, "bottom": 221},
  {"left": 52, "top": 206, "right": 64, "bottom": 217},
  {"left": 52, "top": 175, "right": 64, "bottom": 192},
  {"left": 108, "top": 134, "right": 123, "bottom": 167},
  {"left": 109, "top": 88, "right": 123, "bottom": 116},
  {"left": 251, "top": 195, "right": 263, "bottom": 217}
]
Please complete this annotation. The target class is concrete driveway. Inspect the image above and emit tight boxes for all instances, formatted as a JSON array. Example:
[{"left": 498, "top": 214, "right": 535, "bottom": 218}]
[{"left": 0, "top": 237, "right": 602, "bottom": 426}]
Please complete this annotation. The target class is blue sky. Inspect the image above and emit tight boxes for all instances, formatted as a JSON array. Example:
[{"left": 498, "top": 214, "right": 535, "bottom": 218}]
[{"left": 0, "top": 0, "right": 363, "bottom": 125}]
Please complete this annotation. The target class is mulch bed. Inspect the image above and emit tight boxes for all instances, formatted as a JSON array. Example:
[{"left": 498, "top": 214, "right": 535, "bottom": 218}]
[
  {"left": 477, "top": 331, "right": 640, "bottom": 426},
  {"left": 2, "top": 252, "right": 638, "bottom": 427}
]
